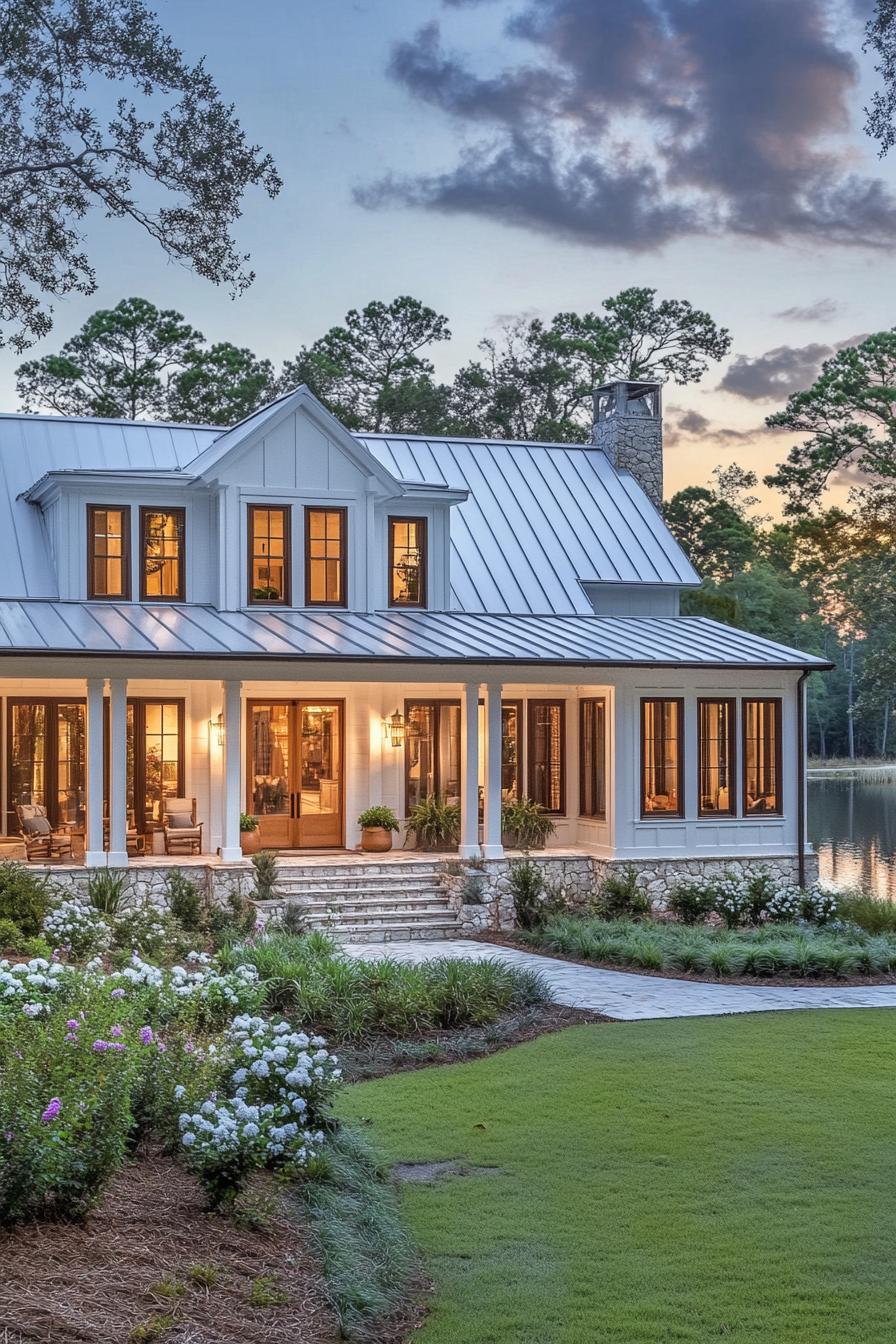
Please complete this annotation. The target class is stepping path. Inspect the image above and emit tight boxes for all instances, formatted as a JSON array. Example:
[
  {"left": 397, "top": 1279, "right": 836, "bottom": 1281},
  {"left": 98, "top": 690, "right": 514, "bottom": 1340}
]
[{"left": 343, "top": 938, "right": 896, "bottom": 1021}]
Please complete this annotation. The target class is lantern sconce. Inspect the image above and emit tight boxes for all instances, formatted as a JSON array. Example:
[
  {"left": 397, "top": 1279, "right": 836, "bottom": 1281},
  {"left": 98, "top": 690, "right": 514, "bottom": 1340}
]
[
  {"left": 383, "top": 708, "right": 406, "bottom": 748},
  {"left": 209, "top": 712, "right": 225, "bottom": 747}
]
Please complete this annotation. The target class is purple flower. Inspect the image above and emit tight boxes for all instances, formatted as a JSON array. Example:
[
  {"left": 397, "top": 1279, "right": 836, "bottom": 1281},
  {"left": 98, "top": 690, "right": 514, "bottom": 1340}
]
[
  {"left": 156, "top": 1041, "right": 167, "bottom": 1053},
  {"left": 110, "top": 988, "right": 125, "bottom": 1000},
  {"left": 110, "top": 1024, "right": 123, "bottom": 1037},
  {"left": 184, "top": 1040, "right": 195, "bottom": 1054},
  {"left": 66, "top": 1020, "right": 79, "bottom": 1031},
  {"left": 140, "top": 1026, "right": 153, "bottom": 1046},
  {"left": 40, "top": 1098, "right": 61, "bottom": 1124},
  {"left": 92, "top": 1040, "right": 109, "bottom": 1053},
  {"left": 108, "top": 1042, "right": 126, "bottom": 1052}
]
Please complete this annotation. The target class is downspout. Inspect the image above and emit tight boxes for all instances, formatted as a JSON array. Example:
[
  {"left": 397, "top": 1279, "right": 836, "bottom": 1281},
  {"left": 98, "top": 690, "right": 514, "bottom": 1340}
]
[{"left": 797, "top": 670, "right": 810, "bottom": 889}]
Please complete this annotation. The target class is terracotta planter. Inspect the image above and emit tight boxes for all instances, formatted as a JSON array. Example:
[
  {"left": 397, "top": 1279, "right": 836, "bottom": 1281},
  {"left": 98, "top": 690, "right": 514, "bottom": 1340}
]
[
  {"left": 240, "top": 828, "right": 260, "bottom": 855},
  {"left": 361, "top": 826, "right": 393, "bottom": 853}
]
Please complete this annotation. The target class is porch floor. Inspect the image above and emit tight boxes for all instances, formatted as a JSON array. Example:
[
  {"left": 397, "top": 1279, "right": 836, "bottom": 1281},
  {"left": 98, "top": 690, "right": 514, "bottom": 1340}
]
[{"left": 32, "top": 845, "right": 598, "bottom": 873}]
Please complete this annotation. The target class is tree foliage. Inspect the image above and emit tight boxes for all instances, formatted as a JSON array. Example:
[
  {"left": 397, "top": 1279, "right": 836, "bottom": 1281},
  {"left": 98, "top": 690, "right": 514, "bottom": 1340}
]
[
  {"left": 866, "top": 0, "right": 896, "bottom": 153},
  {"left": 0, "top": 0, "right": 281, "bottom": 351},
  {"left": 764, "top": 331, "right": 896, "bottom": 514}
]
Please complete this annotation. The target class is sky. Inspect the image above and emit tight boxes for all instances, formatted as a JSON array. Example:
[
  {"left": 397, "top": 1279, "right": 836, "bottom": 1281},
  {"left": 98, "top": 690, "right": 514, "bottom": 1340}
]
[{"left": 3, "top": 0, "right": 896, "bottom": 506}]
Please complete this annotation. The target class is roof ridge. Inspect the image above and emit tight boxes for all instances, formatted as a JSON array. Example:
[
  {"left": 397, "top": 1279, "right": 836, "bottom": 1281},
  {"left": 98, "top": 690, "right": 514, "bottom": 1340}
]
[
  {"left": 357, "top": 431, "right": 595, "bottom": 450},
  {"left": 0, "top": 410, "right": 221, "bottom": 431}
]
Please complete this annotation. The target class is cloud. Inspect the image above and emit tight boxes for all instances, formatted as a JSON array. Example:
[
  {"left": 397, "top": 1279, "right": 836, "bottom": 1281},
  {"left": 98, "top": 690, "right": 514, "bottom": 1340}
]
[
  {"left": 774, "top": 298, "right": 842, "bottom": 321},
  {"left": 664, "top": 405, "right": 758, "bottom": 447},
  {"left": 719, "top": 343, "right": 833, "bottom": 400},
  {"left": 361, "top": 0, "right": 896, "bottom": 251}
]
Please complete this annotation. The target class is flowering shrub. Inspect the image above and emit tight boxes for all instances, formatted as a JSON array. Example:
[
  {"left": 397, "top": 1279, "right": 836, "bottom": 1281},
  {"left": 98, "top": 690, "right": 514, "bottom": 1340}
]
[
  {"left": 43, "top": 899, "right": 111, "bottom": 958},
  {"left": 0, "top": 957, "right": 73, "bottom": 1018},
  {"left": 711, "top": 874, "right": 752, "bottom": 929},
  {"left": 176, "top": 1014, "right": 340, "bottom": 1206},
  {"left": 766, "top": 884, "right": 804, "bottom": 923},
  {"left": 107, "top": 952, "right": 263, "bottom": 1028},
  {"left": 113, "top": 903, "right": 184, "bottom": 959},
  {"left": 802, "top": 882, "right": 841, "bottom": 926}
]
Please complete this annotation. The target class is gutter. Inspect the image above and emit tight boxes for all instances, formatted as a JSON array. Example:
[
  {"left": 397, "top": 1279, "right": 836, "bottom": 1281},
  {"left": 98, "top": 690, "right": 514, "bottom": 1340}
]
[{"left": 797, "top": 669, "right": 810, "bottom": 888}]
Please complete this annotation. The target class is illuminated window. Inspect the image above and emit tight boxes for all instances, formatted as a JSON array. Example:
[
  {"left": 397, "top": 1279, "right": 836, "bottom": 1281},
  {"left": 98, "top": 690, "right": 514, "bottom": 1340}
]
[
  {"left": 389, "top": 517, "right": 427, "bottom": 607},
  {"left": 528, "top": 700, "right": 565, "bottom": 814},
  {"left": 404, "top": 700, "right": 460, "bottom": 814},
  {"left": 7, "top": 699, "right": 85, "bottom": 831},
  {"left": 305, "top": 508, "right": 346, "bottom": 606},
  {"left": 698, "top": 700, "right": 736, "bottom": 816},
  {"left": 87, "top": 506, "right": 130, "bottom": 599},
  {"left": 248, "top": 505, "right": 290, "bottom": 604},
  {"left": 641, "top": 698, "right": 683, "bottom": 816},
  {"left": 141, "top": 508, "right": 185, "bottom": 600},
  {"left": 580, "top": 698, "right": 607, "bottom": 819},
  {"left": 743, "top": 699, "right": 782, "bottom": 814}
]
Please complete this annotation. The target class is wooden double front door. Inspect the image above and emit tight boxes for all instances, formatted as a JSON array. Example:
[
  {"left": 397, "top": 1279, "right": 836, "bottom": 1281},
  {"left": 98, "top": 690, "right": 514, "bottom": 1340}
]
[{"left": 248, "top": 700, "right": 344, "bottom": 849}]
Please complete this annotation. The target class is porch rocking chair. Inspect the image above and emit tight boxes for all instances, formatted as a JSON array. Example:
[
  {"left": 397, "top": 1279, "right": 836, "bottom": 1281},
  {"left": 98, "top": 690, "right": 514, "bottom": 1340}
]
[
  {"left": 15, "top": 804, "right": 74, "bottom": 862},
  {"left": 162, "top": 798, "right": 203, "bottom": 856}
]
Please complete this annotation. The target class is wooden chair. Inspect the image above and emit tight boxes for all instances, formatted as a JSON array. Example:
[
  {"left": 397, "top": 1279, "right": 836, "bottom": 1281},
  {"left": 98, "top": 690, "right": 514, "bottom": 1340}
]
[
  {"left": 15, "top": 803, "right": 74, "bottom": 862},
  {"left": 162, "top": 798, "right": 203, "bottom": 855}
]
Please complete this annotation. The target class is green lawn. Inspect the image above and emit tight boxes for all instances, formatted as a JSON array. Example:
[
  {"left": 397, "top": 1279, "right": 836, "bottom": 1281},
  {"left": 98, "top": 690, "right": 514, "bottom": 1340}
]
[{"left": 339, "top": 1012, "right": 896, "bottom": 1344}]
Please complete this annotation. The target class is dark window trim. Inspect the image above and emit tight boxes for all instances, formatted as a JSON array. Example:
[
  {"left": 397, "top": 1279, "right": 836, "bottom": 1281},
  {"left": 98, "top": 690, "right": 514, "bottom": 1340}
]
[
  {"left": 388, "top": 515, "right": 428, "bottom": 608},
  {"left": 639, "top": 697, "right": 685, "bottom": 819},
  {"left": 579, "top": 696, "right": 607, "bottom": 820},
  {"left": 87, "top": 504, "right": 131, "bottom": 601},
  {"left": 742, "top": 696, "right": 783, "bottom": 817},
  {"left": 304, "top": 505, "right": 348, "bottom": 608},
  {"left": 7, "top": 695, "right": 86, "bottom": 833},
  {"left": 502, "top": 698, "right": 524, "bottom": 804},
  {"left": 140, "top": 506, "right": 186, "bottom": 602},
  {"left": 403, "top": 698, "right": 460, "bottom": 817},
  {"left": 247, "top": 503, "right": 291, "bottom": 607},
  {"left": 527, "top": 698, "right": 566, "bottom": 816},
  {"left": 697, "top": 697, "right": 737, "bottom": 818},
  {"left": 126, "top": 698, "right": 186, "bottom": 834}
]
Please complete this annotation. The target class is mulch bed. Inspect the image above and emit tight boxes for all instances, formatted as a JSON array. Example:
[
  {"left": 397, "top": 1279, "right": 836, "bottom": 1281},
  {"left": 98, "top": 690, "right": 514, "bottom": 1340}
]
[
  {"left": 338, "top": 1003, "right": 607, "bottom": 1082},
  {"left": 477, "top": 931, "right": 896, "bottom": 989},
  {"left": 0, "top": 1150, "right": 340, "bottom": 1344}
]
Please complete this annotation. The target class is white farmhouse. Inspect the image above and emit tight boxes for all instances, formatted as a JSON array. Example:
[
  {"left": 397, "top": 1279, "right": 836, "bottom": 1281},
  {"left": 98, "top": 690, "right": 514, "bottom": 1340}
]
[{"left": 0, "top": 379, "right": 829, "bottom": 927}]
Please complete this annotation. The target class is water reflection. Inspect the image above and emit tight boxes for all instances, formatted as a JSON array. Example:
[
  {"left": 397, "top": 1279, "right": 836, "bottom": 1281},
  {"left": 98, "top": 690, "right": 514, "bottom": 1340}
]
[{"left": 808, "top": 776, "right": 896, "bottom": 899}]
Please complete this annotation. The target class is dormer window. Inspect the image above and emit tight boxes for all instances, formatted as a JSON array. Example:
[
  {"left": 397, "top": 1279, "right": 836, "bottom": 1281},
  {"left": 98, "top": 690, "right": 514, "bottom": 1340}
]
[
  {"left": 248, "top": 505, "right": 290, "bottom": 605},
  {"left": 389, "top": 517, "right": 427, "bottom": 608},
  {"left": 305, "top": 507, "right": 346, "bottom": 606},
  {"left": 87, "top": 506, "right": 130, "bottom": 600},
  {"left": 141, "top": 508, "right": 185, "bottom": 601}
]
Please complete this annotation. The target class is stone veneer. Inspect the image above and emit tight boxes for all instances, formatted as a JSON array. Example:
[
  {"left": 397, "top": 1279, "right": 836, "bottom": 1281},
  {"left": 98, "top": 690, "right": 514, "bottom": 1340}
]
[
  {"left": 593, "top": 409, "right": 663, "bottom": 507},
  {"left": 36, "top": 862, "right": 252, "bottom": 909},
  {"left": 442, "top": 852, "right": 818, "bottom": 934}
]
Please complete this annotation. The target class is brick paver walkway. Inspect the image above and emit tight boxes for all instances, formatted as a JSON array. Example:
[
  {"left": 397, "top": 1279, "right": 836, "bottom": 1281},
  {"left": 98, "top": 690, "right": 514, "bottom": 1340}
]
[{"left": 344, "top": 938, "right": 896, "bottom": 1021}]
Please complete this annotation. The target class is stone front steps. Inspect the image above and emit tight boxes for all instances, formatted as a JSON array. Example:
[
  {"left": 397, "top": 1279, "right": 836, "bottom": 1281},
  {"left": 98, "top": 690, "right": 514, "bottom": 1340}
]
[{"left": 268, "top": 858, "right": 461, "bottom": 942}]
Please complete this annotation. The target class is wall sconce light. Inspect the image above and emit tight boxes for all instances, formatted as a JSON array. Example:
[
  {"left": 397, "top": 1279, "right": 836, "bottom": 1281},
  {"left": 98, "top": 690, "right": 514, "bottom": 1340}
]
[
  {"left": 383, "top": 708, "right": 406, "bottom": 748},
  {"left": 209, "top": 712, "right": 225, "bottom": 746}
]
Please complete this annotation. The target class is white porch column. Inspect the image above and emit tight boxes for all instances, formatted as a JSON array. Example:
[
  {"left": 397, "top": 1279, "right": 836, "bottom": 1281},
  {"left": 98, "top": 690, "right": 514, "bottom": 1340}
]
[
  {"left": 482, "top": 682, "right": 504, "bottom": 859},
  {"left": 459, "top": 681, "right": 481, "bottom": 858},
  {"left": 220, "top": 679, "right": 243, "bottom": 862},
  {"left": 107, "top": 677, "right": 129, "bottom": 866},
  {"left": 85, "top": 676, "right": 106, "bottom": 867}
]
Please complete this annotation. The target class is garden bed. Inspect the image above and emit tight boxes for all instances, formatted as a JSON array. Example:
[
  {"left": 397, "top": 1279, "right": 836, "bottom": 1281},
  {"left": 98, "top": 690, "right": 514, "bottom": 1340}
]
[{"left": 506, "top": 917, "right": 896, "bottom": 984}]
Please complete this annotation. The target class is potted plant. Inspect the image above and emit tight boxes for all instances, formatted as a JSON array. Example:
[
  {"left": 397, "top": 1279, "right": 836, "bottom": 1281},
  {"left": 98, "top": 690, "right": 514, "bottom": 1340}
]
[
  {"left": 357, "top": 805, "right": 400, "bottom": 853},
  {"left": 501, "top": 796, "right": 555, "bottom": 850},
  {"left": 239, "top": 812, "right": 260, "bottom": 855},
  {"left": 405, "top": 795, "right": 461, "bottom": 851}
]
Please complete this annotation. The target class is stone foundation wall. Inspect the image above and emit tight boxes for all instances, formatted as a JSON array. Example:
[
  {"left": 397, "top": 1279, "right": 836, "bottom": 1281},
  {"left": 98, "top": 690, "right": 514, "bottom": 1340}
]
[
  {"left": 35, "top": 862, "right": 251, "bottom": 909},
  {"left": 442, "top": 852, "right": 818, "bottom": 933}
]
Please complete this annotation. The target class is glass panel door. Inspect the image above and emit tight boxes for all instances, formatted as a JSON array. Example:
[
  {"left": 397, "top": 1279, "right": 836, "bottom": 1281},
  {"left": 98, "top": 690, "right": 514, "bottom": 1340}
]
[
  {"left": 7, "top": 700, "right": 86, "bottom": 833},
  {"left": 249, "top": 702, "right": 294, "bottom": 848},
  {"left": 297, "top": 703, "right": 343, "bottom": 848},
  {"left": 56, "top": 703, "right": 85, "bottom": 827}
]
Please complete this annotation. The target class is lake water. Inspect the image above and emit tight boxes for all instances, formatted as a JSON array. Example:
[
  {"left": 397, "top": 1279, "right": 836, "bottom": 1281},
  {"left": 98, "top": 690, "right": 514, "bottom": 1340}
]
[{"left": 808, "top": 774, "right": 896, "bottom": 899}]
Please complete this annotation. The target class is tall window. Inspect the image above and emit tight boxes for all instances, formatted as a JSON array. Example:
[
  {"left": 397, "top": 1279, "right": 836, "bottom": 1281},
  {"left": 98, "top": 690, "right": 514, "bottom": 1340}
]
[
  {"left": 698, "top": 699, "right": 736, "bottom": 816},
  {"left": 404, "top": 701, "right": 460, "bottom": 814},
  {"left": 7, "top": 699, "right": 85, "bottom": 832},
  {"left": 641, "top": 698, "right": 683, "bottom": 816},
  {"left": 248, "top": 505, "right": 290, "bottom": 604},
  {"left": 131, "top": 699, "right": 184, "bottom": 831},
  {"left": 87, "top": 506, "right": 130, "bottom": 599},
  {"left": 389, "top": 517, "right": 427, "bottom": 607},
  {"left": 501, "top": 701, "right": 523, "bottom": 802},
  {"left": 528, "top": 700, "right": 565, "bottom": 814},
  {"left": 141, "top": 508, "right": 185, "bottom": 600},
  {"left": 305, "top": 507, "right": 346, "bottom": 606},
  {"left": 579, "top": 698, "right": 607, "bottom": 819},
  {"left": 743, "top": 698, "right": 782, "bottom": 814}
]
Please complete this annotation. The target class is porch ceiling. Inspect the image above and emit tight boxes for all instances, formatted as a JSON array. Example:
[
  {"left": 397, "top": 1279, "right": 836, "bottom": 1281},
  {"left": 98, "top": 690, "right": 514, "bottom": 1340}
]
[{"left": 0, "top": 601, "right": 831, "bottom": 670}]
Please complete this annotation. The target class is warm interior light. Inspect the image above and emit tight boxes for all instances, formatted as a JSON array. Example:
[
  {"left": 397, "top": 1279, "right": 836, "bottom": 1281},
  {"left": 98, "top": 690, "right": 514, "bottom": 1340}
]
[{"left": 209, "top": 712, "right": 225, "bottom": 746}]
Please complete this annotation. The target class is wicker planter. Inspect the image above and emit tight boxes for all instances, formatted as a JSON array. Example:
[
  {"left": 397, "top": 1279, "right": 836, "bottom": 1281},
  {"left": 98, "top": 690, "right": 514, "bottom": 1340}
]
[
  {"left": 240, "top": 828, "right": 260, "bottom": 856},
  {"left": 360, "top": 826, "right": 393, "bottom": 853}
]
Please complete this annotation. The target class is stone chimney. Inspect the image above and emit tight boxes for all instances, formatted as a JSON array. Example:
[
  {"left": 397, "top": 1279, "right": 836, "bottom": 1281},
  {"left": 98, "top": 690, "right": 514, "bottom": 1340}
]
[{"left": 592, "top": 380, "right": 663, "bottom": 507}]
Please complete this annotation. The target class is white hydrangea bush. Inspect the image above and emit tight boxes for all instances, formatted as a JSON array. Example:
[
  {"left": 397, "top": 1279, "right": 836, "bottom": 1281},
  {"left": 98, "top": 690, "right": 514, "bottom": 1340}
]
[
  {"left": 711, "top": 874, "right": 752, "bottom": 929},
  {"left": 802, "top": 881, "right": 841, "bottom": 925},
  {"left": 0, "top": 956, "right": 73, "bottom": 1018},
  {"left": 765, "top": 884, "right": 804, "bottom": 923},
  {"left": 106, "top": 952, "right": 264, "bottom": 1026},
  {"left": 176, "top": 1014, "right": 340, "bottom": 1204},
  {"left": 43, "top": 899, "right": 111, "bottom": 958}
]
